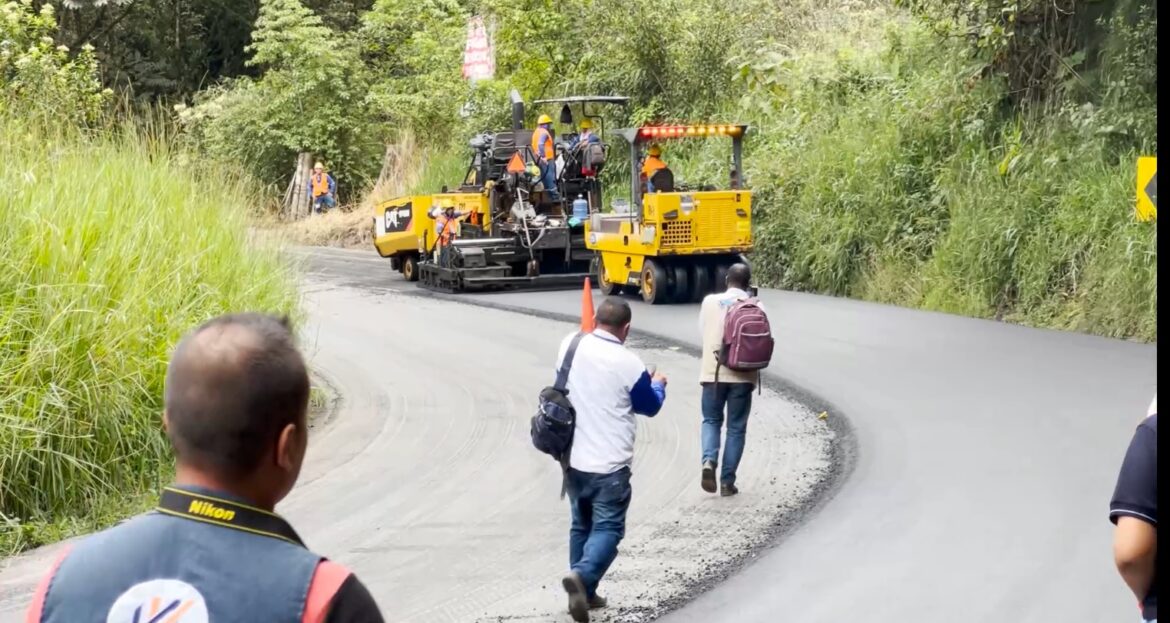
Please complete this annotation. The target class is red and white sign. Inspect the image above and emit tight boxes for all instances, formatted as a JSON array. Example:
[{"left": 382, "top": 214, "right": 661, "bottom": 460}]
[{"left": 462, "top": 16, "right": 494, "bottom": 82}]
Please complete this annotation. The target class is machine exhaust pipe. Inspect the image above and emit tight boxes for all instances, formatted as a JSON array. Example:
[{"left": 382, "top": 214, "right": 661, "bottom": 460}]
[{"left": 510, "top": 89, "right": 525, "bottom": 130}]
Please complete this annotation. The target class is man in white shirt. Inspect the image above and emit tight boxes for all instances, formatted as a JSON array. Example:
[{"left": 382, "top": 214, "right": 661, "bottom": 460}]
[
  {"left": 697, "top": 263, "right": 760, "bottom": 497},
  {"left": 556, "top": 297, "right": 667, "bottom": 623}
]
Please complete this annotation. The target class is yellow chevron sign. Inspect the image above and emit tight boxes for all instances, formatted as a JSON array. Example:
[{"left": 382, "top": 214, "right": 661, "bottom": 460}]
[{"left": 1136, "top": 157, "right": 1156, "bottom": 222}]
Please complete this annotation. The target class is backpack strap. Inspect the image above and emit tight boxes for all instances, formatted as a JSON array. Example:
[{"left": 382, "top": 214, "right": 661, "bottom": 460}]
[
  {"left": 555, "top": 332, "right": 587, "bottom": 392},
  {"left": 555, "top": 332, "right": 587, "bottom": 499}
]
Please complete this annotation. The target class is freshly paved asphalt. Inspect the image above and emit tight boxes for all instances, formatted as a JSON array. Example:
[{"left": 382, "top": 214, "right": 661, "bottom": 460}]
[{"left": 306, "top": 247, "right": 1157, "bottom": 622}]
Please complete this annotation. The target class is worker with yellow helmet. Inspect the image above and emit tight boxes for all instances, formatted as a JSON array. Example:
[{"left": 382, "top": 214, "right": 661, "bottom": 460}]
[
  {"left": 568, "top": 118, "right": 601, "bottom": 152},
  {"left": 641, "top": 144, "right": 670, "bottom": 192},
  {"left": 531, "top": 114, "right": 562, "bottom": 201}
]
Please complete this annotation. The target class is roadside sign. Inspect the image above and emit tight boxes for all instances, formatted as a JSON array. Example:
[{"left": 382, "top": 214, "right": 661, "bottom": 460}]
[
  {"left": 462, "top": 16, "right": 494, "bottom": 82},
  {"left": 1137, "top": 156, "right": 1156, "bottom": 222}
]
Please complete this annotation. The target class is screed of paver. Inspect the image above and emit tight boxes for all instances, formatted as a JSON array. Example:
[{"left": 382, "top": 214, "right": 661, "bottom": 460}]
[{"left": 0, "top": 279, "right": 831, "bottom": 623}]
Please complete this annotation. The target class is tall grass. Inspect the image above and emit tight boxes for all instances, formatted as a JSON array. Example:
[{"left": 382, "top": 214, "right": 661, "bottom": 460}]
[
  {"left": 0, "top": 117, "right": 300, "bottom": 552},
  {"left": 736, "top": 19, "right": 1157, "bottom": 341}
]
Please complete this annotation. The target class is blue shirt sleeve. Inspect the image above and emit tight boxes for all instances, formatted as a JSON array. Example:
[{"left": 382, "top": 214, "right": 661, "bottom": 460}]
[{"left": 630, "top": 370, "right": 666, "bottom": 416}]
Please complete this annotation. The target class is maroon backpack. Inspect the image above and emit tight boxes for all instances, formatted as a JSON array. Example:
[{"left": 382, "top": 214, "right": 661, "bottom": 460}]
[{"left": 718, "top": 297, "right": 774, "bottom": 375}]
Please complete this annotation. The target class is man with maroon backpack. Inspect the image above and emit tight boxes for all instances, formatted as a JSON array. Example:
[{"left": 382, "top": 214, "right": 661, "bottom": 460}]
[{"left": 697, "top": 263, "right": 774, "bottom": 496}]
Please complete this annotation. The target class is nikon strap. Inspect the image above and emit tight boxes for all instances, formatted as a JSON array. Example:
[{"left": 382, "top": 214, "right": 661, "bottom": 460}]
[{"left": 156, "top": 486, "right": 305, "bottom": 547}]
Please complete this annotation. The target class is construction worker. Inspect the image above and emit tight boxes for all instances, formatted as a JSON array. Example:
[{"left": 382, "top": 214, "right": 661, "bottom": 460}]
[
  {"left": 306, "top": 161, "right": 337, "bottom": 214},
  {"left": 532, "top": 114, "right": 562, "bottom": 202},
  {"left": 568, "top": 119, "right": 601, "bottom": 152},
  {"left": 430, "top": 205, "right": 466, "bottom": 267},
  {"left": 641, "top": 145, "right": 670, "bottom": 193}
]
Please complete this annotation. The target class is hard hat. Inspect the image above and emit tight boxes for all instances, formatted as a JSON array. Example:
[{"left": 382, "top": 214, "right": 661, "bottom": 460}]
[
  {"left": 314, "top": 161, "right": 324, "bottom": 169},
  {"left": 537, "top": 114, "right": 553, "bottom": 125},
  {"left": 579, "top": 119, "right": 593, "bottom": 130},
  {"left": 647, "top": 144, "right": 662, "bottom": 157}
]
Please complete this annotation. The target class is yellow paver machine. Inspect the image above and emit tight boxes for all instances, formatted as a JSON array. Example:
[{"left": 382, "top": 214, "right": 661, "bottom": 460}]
[{"left": 586, "top": 124, "right": 753, "bottom": 304}]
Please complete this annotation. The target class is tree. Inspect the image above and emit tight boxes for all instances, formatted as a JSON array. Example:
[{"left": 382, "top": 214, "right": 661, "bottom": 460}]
[{"left": 180, "top": 0, "right": 384, "bottom": 198}]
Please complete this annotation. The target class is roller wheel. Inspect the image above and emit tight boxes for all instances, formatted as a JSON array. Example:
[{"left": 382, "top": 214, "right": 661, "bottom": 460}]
[
  {"left": 641, "top": 259, "right": 669, "bottom": 305},
  {"left": 689, "top": 264, "right": 712, "bottom": 302},
  {"left": 669, "top": 263, "right": 690, "bottom": 303},
  {"left": 714, "top": 263, "right": 731, "bottom": 293},
  {"left": 594, "top": 255, "right": 622, "bottom": 295},
  {"left": 402, "top": 255, "right": 420, "bottom": 282}
]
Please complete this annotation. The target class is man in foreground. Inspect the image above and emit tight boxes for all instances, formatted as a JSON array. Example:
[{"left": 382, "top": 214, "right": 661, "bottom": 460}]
[
  {"left": 557, "top": 298, "right": 667, "bottom": 622},
  {"left": 1109, "top": 394, "right": 1157, "bottom": 622},
  {"left": 697, "top": 263, "right": 762, "bottom": 496},
  {"left": 26, "top": 313, "right": 384, "bottom": 623}
]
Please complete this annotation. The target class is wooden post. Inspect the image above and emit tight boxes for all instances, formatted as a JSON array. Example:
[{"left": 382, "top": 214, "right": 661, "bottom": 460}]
[{"left": 284, "top": 152, "right": 314, "bottom": 220}]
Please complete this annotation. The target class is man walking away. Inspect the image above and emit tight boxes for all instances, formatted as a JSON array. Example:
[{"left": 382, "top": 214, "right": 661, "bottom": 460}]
[
  {"left": 1109, "top": 394, "right": 1157, "bottom": 622},
  {"left": 697, "top": 263, "right": 763, "bottom": 497},
  {"left": 26, "top": 313, "right": 384, "bottom": 623},
  {"left": 557, "top": 298, "right": 667, "bottom": 623}
]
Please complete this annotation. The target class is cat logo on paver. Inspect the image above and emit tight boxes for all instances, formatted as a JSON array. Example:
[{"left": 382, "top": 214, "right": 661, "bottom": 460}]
[{"left": 106, "top": 579, "right": 209, "bottom": 623}]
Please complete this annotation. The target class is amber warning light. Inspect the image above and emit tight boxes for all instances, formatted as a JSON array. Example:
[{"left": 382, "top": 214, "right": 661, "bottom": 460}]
[{"left": 639, "top": 125, "right": 744, "bottom": 139}]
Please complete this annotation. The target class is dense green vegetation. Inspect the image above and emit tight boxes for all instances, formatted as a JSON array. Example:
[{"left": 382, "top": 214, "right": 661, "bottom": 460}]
[
  {"left": 177, "top": 0, "right": 1159, "bottom": 338},
  {"left": 1, "top": 2, "right": 299, "bottom": 553}
]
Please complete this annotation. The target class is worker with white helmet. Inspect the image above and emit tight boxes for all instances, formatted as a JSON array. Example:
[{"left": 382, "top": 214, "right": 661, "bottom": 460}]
[
  {"left": 531, "top": 114, "right": 562, "bottom": 202},
  {"left": 306, "top": 161, "right": 337, "bottom": 214}
]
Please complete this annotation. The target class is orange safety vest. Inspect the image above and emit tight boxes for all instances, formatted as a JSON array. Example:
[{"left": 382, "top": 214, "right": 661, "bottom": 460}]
[
  {"left": 311, "top": 172, "right": 331, "bottom": 198},
  {"left": 532, "top": 127, "right": 554, "bottom": 161},
  {"left": 641, "top": 156, "right": 667, "bottom": 178},
  {"left": 436, "top": 214, "right": 459, "bottom": 246}
]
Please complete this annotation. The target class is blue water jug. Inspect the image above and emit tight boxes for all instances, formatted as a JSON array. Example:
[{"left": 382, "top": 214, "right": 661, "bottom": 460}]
[{"left": 572, "top": 195, "right": 589, "bottom": 219}]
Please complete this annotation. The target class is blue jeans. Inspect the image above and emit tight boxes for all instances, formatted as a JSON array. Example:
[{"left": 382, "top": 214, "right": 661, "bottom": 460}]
[
  {"left": 567, "top": 467, "right": 631, "bottom": 597},
  {"left": 540, "top": 163, "right": 561, "bottom": 201},
  {"left": 313, "top": 194, "right": 335, "bottom": 212},
  {"left": 701, "top": 383, "right": 754, "bottom": 486}
]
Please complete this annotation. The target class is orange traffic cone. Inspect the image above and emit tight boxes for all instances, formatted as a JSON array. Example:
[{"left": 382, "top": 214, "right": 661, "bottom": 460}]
[{"left": 580, "top": 277, "right": 596, "bottom": 333}]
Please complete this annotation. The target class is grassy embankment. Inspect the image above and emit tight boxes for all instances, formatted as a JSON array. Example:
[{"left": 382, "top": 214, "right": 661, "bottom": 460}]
[{"left": 0, "top": 119, "right": 300, "bottom": 554}]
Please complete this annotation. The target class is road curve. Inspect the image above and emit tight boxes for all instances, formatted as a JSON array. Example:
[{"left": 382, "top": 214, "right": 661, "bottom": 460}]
[
  {"left": 0, "top": 256, "right": 830, "bottom": 623},
  {"left": 306, "top": 247, "right": 1158, "bottom": 623}
]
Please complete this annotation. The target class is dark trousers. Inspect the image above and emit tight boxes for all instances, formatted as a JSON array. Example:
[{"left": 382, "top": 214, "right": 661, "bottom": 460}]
[
  {"left": 567, "top": 467, "right": 631, "bottom": 598},
  {"left": 700, "top": 383, "right": 754, "bottom": 486}
]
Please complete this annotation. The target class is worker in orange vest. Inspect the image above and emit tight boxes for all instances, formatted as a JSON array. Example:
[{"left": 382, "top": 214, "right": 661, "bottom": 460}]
[
  {"left": 430, "top": 205, "right": 467, "bottom": 267},
  {"left": 306, "top": 162, "right": 336, "bottom": 214},
  {"left": 531, "top": 115, "right": 562, "bottom": 202},
  {"left": 640, "top": 145, "right": 670, "bottom": 194}
]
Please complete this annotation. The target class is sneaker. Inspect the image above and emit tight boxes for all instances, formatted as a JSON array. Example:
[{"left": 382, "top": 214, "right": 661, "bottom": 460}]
[
  {"left": 588, "top": 594, "right": 608, "bottom": 610},
  {"left": 720, "top": 483, "right": 739, "bottom": 497},
  {"left": 701, "top": 461, "right": 717, "bottom": 493},
  {"left": 563, "top": 571, "right": 590, "bottom": 622}
]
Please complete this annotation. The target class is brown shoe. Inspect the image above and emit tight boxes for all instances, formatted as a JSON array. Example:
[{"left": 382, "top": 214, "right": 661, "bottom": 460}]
[
  {"left": 588, "top": 594, "right": 608, "bottom": 610},
  {"left": 720, "top": 483, "right": 739, "bottom": 497},
  {"left": 563, "top": 572, "right": 590, "bottom": 622},
  {"left": 701, "top": 461, "right": 717, "bottom": 493}
]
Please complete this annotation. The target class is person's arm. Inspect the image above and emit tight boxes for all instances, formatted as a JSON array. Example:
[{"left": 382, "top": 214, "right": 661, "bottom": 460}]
[
  {"left": 1113, "top": 516, "right": 1156, "bottom": 602},
  {"left": 328, "top": 175, "right": 336, "bottom": 195},
  {"left": 1108, "top": 417, "right": 1157, "bottom": 603},
  {"left": 629, "top": 368, "right": 666, "bottom": 416},
  {"left": 303, "top": 561, "right": 385, "bottom": 623}
]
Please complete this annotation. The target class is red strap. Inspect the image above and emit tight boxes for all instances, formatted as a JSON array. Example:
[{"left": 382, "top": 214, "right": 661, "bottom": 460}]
[
  {"left": 25, "top": 545, "right": 73, "bottom": 623},
  {"left": 302, "top": 560, "right": 351, "bottom": 623}
]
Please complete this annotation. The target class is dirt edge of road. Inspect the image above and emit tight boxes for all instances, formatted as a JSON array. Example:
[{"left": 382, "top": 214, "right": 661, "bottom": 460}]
[{"left": 379, "top": 287, "right": 859, "bottom": 619}]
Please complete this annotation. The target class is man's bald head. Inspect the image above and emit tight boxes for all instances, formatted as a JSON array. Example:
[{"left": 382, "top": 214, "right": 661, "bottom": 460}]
[
  {"left": 164, "top": 313, "right": 309, "bottom": 478},
  {"left": 727, "top": 263, "right": 751, "bottom": 290}
]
